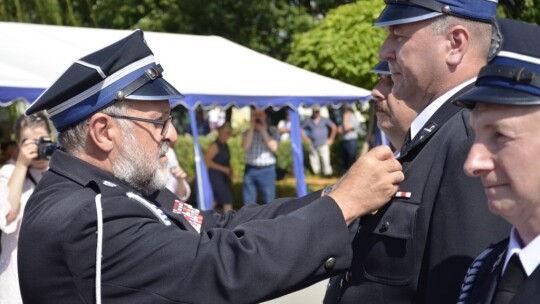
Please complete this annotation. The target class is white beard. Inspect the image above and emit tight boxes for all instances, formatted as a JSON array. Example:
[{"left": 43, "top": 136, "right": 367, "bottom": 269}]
[{"left": 112, "top": 127, "right": 170, "bottom": 195}]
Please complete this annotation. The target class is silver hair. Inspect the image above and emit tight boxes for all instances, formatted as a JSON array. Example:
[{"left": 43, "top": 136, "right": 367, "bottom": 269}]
[{"left": 58, "top": 100, "right": 133, "bottom": 154}]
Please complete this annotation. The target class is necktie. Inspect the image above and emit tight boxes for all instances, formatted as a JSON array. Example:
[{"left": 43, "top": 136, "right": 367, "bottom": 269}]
[
  {"left": 492, "top": 253, "right": 526, "bottom": 304},
  {"left": 400, "top": 129, "right": 412, "bottom": 155}
]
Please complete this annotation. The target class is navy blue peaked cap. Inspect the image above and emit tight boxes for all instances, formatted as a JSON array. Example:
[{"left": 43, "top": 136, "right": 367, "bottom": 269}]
[
  {"left": 374, "top": 0, "right": 499, "bottom": 27},
  {"left": 454, "top": 18, "right": 540, "bottom": 108},
  {"left": 371, "top": 61, "right": 391, "bottom": 75},
  {"left": 26, "top": 30, "right": 183, "bottom": 131}
]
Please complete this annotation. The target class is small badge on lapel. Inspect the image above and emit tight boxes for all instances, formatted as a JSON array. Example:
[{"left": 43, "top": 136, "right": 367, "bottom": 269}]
[
  {"left": 395, "top": 191, "right": 412, "bottom": 199},
  {"left": 491, "top": 250, "right": 505, "bottom": 273},
  {"left": 173, "top": 200, "right": 203, "bottom": 233}
]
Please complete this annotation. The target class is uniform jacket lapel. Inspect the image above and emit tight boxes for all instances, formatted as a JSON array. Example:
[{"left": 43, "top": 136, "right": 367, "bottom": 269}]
[
  {"left": 481, "top": 249, "right": 506, "bottom": 304},
  {"left": 462, "top": 242, "right": 507, "bottom": 304},
  {"left": 399, "top": 83, "right": 476, "bottom": 159}
]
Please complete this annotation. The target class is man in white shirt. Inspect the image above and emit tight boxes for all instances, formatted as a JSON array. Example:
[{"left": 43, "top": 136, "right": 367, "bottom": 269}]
[{"left": 455, "top": 17, "right": 540, "bottom": 304}]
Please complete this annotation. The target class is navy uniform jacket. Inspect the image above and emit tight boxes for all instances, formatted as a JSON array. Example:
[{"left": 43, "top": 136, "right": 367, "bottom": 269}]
[
  {"left": 18, "top": 150, "right": 352, "bottom": 304},
  {"left": 458, "top": 238, "right": 540, "bottom": 304},
  {"left": 324, "top": 86, "right": 511, "bottom": 304}
]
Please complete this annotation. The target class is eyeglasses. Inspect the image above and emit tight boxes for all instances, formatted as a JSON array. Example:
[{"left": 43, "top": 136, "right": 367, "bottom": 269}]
[{"left": 108, "top": 114, "right": 172, "bottom": 136}]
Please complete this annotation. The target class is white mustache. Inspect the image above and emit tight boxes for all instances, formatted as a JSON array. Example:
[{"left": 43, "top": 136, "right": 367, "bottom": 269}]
[{"left": 160, "top": 142, "right": 170, "bottom": 156}]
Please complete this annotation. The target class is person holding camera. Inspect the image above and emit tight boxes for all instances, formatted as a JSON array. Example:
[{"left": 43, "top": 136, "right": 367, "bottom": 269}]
[
  {"left": 0, "top": 112, "right": 54, "bottom": 303},
  {"left": 242, "top": 107, "right": 279, "bottom": 205}
]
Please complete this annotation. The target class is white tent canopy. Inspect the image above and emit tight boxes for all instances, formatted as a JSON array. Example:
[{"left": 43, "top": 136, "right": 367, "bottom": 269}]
[
  {"left": 0, "top": 22, "right": 371, "bottom": 108},
  {"left": 0, "top": 22, "right": 373, "bottom": 209}
]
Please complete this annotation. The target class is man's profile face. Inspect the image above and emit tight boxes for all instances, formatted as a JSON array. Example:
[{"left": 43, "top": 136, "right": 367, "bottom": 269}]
[
  {"left": 464, "top": 103, "right": 540, "bottom": 223},
  {"left": 379, "top": 19, "right": 448, "bottom": 112},
  {"left": 112, "top": 100, "right": 175, "bottom": 194},
  {"left": 372, "top": 74, "right": 416, "bottom": 136}
]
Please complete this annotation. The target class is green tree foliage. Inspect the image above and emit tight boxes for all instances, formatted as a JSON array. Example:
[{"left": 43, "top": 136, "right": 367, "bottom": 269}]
[
  {"left": 287, "top": 0, "right": 386, "bottom": 89},
  {"left": 500, "top": 0, "right": 540, "bottom": 24},
  {"left": 0, "top": 0, "right": 95, "bottom": 26},
  {"left": 91, "top": 0, "right": 353, "bottom": 60}
]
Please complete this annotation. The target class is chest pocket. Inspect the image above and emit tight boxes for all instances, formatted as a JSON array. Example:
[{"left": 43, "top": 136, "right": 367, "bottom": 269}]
[{"left": 361, "top": 199, "right": 420, "bottom": 285}]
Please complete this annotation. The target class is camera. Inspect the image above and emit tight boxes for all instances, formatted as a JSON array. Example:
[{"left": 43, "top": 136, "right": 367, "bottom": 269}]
[{"left": 34, "top": 136, "right": 57, "bottom": 160}]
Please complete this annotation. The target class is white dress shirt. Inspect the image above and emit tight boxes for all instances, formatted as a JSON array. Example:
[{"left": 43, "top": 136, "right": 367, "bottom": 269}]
[
  {"left": 410, "top": 78, "right": 476, "bottom": 140},
  {"left": 504, "top": 228, "right": 540, "bottom": 276}
]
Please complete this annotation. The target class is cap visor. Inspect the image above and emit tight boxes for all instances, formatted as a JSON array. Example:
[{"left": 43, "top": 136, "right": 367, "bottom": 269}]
[
  {"left": 127, "top": 77, "right": 184, "bottom": 101},
  {"left": 371, "top": 61, "right": 390, "bottom": 75},
  {"left": 454, "top": 86, "right": 540, "bottom": 108},
  {"left": 374, "top": 4, "right": 442, "bottom": 27}
]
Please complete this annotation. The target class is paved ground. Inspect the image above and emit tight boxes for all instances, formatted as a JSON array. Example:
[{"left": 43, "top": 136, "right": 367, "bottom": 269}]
[{"left": 262, "top": 279, "right": 328, "bottom": 304}]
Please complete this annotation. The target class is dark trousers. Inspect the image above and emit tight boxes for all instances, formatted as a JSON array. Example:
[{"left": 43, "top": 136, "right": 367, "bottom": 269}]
[
  {"left": 242, "top": 164, "right": 276, "bottom": 205},
  {"left": 340, "top": 139, "right": 358, "bottom": 173}
]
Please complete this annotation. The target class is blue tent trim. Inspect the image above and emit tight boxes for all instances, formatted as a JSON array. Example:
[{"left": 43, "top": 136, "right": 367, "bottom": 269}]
[
  {"left": 172, "top": 94, "right": 371, "bottom": 111},
  {"left": 0, "top": 87, "right": 44, "bottom": 106}
]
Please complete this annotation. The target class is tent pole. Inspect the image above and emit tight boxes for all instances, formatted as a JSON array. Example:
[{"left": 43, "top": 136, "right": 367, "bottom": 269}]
[
  {"left": 288, "top": 109, "right": 307, "bottom": 196},
  {"left": 188, "top": 108, "right": 214, "bottom": 210}
]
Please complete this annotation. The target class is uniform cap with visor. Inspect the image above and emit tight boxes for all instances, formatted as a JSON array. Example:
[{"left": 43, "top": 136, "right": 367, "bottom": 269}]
[
  {"left": 454, "top": 18, "right": 540, "bottom": 108},
  {"left": 25, "top": 30, "right": 183, "bottom": 131},
  {"left": 374, "top": 0, "right": 499, "bottom": 27}
]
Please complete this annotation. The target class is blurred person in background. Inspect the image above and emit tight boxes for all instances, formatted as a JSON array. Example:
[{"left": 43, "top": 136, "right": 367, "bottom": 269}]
[
  {"left": 0, "top": 113, "right": 53, "bottom": 303},
  {"left": 205, "top": 122, "right": 234, "bottom": 213},
  {"left": 338, "top": 104, "right": 361, "bottom": 173},
  {"left": 301, "top": 104, "right": 337, "bottom": 177},
  {"left": 166, "top": 140, "right": 191, "bottom": 202},
  {"left": 277, "top": 111, "right": 292, "bottom": 141},
  {"left": 242, "top": 107, "right": 279, "bottom": 205},
  {"left": 0, "top": 141, "right": 18, "bottom": 167}
]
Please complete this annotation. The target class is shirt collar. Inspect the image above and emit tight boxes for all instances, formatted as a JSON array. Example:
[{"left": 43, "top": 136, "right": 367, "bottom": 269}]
[
  {"left": 505, "top": 227, "right": 540, "bottom": 276},
  {"left": 410, "top": 78, "right": 476, "bottom": 140}
]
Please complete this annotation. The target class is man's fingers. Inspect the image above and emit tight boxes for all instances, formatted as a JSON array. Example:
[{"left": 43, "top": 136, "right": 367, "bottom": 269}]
[{"left": 368, "top": 145, "right": 395, "bottom": 161}]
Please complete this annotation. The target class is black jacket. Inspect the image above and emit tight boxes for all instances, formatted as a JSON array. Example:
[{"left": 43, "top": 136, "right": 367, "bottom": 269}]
[
  {"left": 18, "top": 150, "right": 351, "bottom": 304},
  {"left": 324, "top": 85, "right": 511, "bottom": 304},
  {"left": 458, "top": 238, "right": 540, "bottom": 304}
]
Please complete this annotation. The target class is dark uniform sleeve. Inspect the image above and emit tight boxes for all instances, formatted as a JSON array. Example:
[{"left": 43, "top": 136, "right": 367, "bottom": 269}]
[
  {"left": 64, "top": 191, "right": 351, "bottom": 304},
  {"left": 201, "top": 190, "right": 323, "bottom": 230}
]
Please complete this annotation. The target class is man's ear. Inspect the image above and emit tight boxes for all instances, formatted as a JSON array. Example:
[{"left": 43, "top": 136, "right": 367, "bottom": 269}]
[
  {"left": 87, "top": 113, "right": 116, "bottom": 153},
  {"left": 447, "top": 25, "right": 470, "bottom": 66}
]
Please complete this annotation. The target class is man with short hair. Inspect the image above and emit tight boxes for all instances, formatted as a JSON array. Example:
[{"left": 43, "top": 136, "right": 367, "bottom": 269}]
[
  {"left": 17, "top": 30, "right": 404, "bottom": 304},
  {"left": 455, "top": 17, "right": 540, "bottom": 304},
  {"left": 324, "top": 1, "right": 510, "bottom": 303},
  {"left": 302, "top": 104, "right": 337, "bottom": 176}
]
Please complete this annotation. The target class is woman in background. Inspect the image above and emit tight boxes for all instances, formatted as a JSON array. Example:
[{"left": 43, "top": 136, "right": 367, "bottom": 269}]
[
  {"left": 205, "top": 123, "right": 234, "bottom": 213},
  {"left": 0, "top": 113, "right": 53, "bottom": 303}
]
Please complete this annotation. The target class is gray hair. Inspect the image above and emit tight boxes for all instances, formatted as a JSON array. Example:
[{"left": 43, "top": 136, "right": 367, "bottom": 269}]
[
  {"left": 58, "top": 100, "right": 133, "bottom": 154},
  {"left": 429, "top": 15, "right": 493, "bottom": 60}
]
